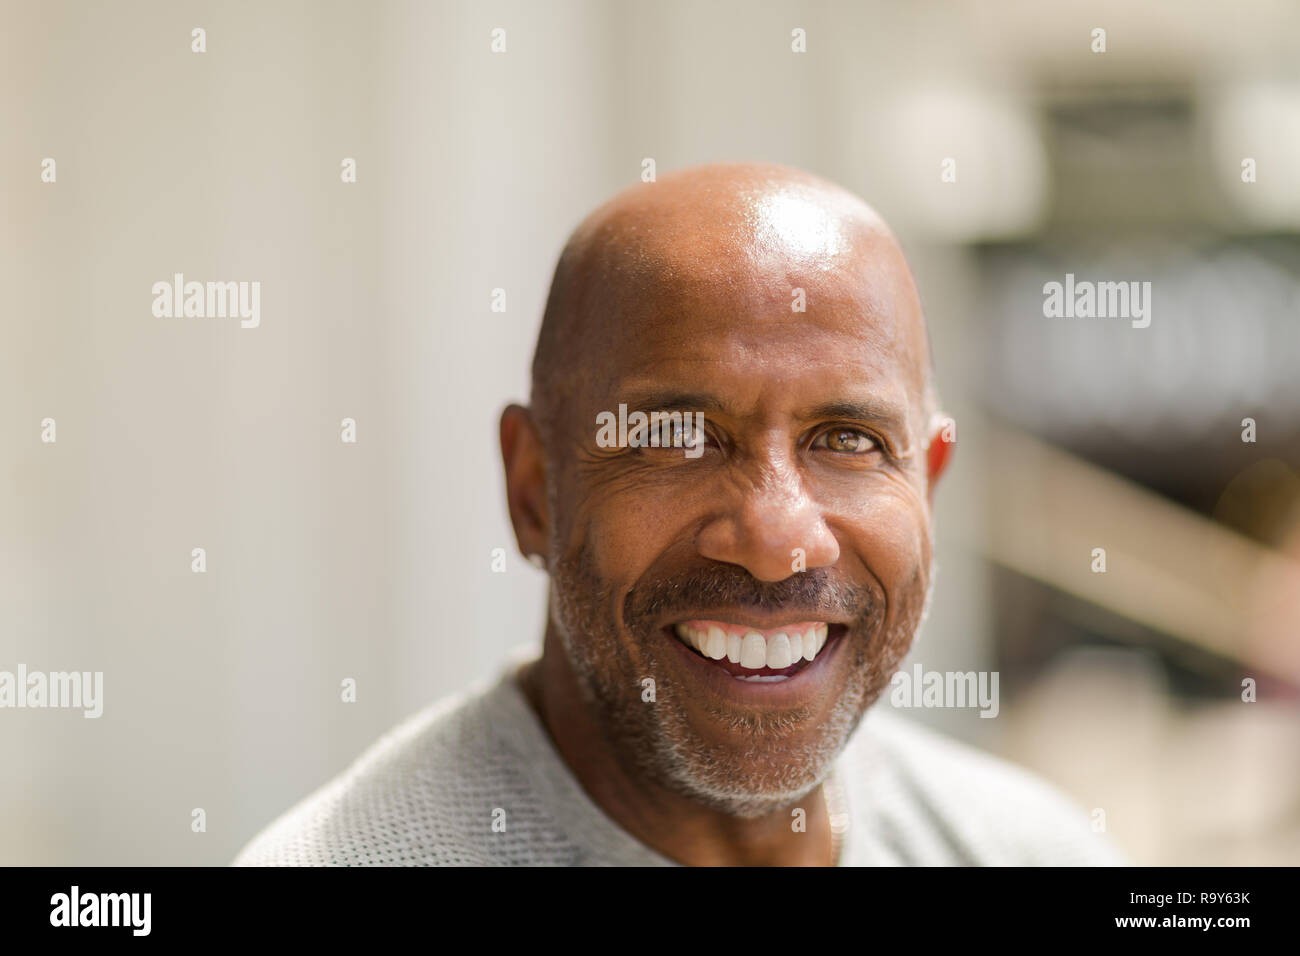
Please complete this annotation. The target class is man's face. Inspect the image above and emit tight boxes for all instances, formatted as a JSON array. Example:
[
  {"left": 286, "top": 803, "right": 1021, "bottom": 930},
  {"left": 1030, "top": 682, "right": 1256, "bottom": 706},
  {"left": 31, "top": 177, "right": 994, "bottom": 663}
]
[{"left": 540, "top": 187, "right": 938, "bottom": 817}]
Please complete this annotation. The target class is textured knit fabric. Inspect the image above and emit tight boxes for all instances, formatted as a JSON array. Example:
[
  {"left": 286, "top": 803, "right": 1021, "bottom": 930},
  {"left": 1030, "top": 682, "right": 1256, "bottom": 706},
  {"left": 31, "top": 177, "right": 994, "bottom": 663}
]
[{"left": 233, "top": 652, "right": 1125, "bottom": 866}]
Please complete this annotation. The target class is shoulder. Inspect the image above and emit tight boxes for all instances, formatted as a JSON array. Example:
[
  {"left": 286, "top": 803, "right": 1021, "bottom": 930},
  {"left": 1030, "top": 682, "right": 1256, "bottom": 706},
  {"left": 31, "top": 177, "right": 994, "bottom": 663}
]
[
  {"left": 232, "top": 676, "right": 526, "bottom": 866},
  {"left": 844, "top": 708, "right": 1126, "bottom": 866}
]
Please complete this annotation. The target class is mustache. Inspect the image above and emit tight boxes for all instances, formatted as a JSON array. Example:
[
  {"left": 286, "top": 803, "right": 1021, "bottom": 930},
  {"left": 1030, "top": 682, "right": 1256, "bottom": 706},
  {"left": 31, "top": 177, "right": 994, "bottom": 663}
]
[{"left": 623, "top": 563, "right": 880, "bottom": 631}]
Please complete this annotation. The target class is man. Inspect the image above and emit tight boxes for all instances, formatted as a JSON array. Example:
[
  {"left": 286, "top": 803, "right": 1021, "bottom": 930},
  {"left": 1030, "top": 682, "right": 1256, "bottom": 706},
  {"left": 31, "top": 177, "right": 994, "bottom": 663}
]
[{"left": 234, "top": 163, "right": 1122, "bottom": 866}]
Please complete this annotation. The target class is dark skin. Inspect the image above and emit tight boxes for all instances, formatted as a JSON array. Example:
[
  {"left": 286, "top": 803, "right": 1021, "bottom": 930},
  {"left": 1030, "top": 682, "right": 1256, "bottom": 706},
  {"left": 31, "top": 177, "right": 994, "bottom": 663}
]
[{"left": 500, "top": 163, "right": 953, "bottom": 866}]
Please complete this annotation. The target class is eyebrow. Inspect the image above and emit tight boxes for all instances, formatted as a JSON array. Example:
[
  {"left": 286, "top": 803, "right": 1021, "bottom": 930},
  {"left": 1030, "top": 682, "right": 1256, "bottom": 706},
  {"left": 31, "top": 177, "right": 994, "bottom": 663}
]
[
  {"left": 799, "top": 399, "right": 909, "bottom": 434},
  {"left": 611, "top": 389, "right": 731, "bottom": 416},
  {"left": 611, "top": 389, "right": 909, "bottom": 433}
]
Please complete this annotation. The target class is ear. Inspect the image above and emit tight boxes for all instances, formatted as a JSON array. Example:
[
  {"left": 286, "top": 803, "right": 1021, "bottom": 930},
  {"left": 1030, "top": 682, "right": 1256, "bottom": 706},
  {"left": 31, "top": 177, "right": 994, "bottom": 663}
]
[
  {"left": 500, "top": 404, "right": 550, "bottom": 562},
  {"left": 924, "top": 412, "right": 955, "bottom": 505}
]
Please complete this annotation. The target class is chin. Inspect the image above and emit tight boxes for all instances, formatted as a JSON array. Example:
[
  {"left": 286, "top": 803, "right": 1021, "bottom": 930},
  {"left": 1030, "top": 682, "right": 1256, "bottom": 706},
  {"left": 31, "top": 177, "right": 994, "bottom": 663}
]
[{"left": 645, "top": 688, "right": 870, "bottom": 818}]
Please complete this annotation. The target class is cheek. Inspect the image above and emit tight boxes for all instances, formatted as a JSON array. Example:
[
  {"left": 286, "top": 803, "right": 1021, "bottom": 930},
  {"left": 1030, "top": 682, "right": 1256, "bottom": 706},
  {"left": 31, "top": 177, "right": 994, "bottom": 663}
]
[
  {"left": 562, "top": 476, "right": 696, "bottom": 595},
  {"left": 840, "top": 492, "right": 931, "bottom": 600}
]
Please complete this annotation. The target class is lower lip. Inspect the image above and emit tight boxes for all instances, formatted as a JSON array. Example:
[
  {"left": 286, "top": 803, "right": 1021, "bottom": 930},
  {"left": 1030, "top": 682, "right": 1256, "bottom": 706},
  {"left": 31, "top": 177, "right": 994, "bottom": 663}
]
[{"left": 661, "top": 625, "right": 846, "bottom": 707}]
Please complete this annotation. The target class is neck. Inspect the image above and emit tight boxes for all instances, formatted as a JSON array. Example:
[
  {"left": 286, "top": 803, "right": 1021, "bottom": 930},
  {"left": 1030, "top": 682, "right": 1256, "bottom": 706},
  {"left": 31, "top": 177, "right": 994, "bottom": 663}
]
[{"left": 519, "top": 626, "right": 836, "bottom": 866}]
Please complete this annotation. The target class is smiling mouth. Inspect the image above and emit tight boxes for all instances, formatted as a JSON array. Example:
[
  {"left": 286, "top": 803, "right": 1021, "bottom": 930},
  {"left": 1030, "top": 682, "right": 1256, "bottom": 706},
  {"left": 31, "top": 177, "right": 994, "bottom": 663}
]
[{"left": 670, "top": 619, "right": 836, "bottom": 682}]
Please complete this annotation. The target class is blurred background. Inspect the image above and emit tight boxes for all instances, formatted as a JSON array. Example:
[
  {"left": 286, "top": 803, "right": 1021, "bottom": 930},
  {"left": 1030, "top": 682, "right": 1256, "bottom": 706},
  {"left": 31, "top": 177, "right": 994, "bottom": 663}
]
[{"left": 2, "top": 0, "right": 1297, "bottom": 865}]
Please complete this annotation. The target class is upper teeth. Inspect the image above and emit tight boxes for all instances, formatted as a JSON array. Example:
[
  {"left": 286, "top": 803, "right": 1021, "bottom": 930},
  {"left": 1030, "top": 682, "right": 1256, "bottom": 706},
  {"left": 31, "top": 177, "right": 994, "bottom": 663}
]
[{"left": 673, "top": 622, "right": 830, "bottom": 670}]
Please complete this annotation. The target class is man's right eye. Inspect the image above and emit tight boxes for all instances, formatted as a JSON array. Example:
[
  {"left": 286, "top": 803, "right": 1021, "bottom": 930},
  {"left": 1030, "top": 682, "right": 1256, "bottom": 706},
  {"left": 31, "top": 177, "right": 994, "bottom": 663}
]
[
  {"left": 670, "top": 419, "right": 700, "bottom": 446},
  {"left": 667, "top": 418, "right": 722, "bottom": 451}
]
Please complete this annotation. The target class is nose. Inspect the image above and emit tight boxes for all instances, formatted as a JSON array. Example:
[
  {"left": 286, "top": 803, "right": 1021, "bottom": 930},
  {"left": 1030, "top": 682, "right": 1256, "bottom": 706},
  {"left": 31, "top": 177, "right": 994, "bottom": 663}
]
[{"left": 696, "top": 453, "right": 840, "bottom": 583}]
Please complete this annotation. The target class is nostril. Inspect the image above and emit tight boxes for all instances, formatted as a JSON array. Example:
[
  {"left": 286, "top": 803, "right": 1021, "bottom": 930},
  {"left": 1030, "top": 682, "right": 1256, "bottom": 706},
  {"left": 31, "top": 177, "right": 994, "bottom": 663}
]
[{"left": 696, "top": 493, "right": 839, "bottom": 579}]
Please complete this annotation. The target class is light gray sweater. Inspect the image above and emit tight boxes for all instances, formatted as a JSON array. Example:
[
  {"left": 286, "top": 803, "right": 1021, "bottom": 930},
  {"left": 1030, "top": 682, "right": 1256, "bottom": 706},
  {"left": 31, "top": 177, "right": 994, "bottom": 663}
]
[{"left": 233, "top": 655, "right": 1125, "bottom": 866}]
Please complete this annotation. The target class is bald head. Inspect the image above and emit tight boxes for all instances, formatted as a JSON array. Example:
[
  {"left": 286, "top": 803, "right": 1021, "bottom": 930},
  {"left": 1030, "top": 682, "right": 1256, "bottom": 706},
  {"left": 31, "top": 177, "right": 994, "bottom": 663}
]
[
  {"left": 504, "top": 162, "right": 954, "bottom": 833},
  {"left": 531, "top": 162, "right": 936, "bottom": 440}
]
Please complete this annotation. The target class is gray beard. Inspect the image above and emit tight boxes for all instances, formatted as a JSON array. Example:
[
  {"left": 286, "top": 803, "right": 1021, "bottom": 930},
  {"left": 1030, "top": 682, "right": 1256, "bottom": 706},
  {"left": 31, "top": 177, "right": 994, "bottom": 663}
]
[{"left": 546, "top": 545, "right": 934, "bottom": 819}]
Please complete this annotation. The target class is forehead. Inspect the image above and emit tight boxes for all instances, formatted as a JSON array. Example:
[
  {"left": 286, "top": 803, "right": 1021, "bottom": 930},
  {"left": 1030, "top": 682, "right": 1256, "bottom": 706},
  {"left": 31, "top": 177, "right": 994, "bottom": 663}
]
[{"left": 572, "top": 213, "right": 929, "bottom": 424}]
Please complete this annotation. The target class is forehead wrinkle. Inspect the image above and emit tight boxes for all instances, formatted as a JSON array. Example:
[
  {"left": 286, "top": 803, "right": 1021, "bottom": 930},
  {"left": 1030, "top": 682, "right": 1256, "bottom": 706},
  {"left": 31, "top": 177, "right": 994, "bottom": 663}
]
[
  {"left": 574, "top": 301, "right": 927, "bottom": 443},
  {"left": 532, "top": 164, "right": 936, "bottom": 443}
]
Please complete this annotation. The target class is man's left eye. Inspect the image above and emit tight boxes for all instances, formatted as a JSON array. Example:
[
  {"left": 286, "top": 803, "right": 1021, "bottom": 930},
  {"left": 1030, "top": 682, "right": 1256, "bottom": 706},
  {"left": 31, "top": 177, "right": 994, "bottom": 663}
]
[{"left": 813, "top": 428, "right": 877, "bottom": 453}]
